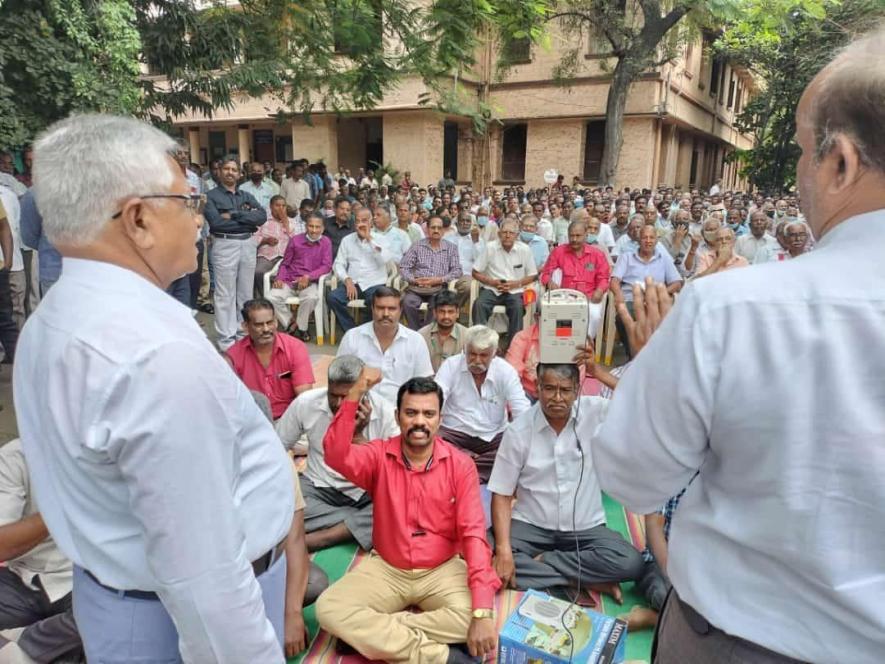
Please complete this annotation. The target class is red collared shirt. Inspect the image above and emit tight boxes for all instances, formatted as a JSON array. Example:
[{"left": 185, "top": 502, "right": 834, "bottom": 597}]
[
  {"left": 324, "top": 399, "right": 501, "bottom": 609},
  {"left": 540, "top": 243, "right": 611, "bottom": 295},
  {"left": 226, "top": 333, "right": 314, "bottom": 419}
]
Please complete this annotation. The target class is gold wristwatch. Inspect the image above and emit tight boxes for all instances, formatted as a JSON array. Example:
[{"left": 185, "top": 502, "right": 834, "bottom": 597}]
[{"left": 472, "top": 608, "right": 494, "bottom": 620}]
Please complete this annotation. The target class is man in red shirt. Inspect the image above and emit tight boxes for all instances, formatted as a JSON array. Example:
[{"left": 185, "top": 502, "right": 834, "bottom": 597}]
[
  {"left": 226, "top": 299, "right": 314, "bottom": 419},
  {"left": 540, "top": 218, "right": 611, "bottom": 338},
  {"left": 316, "top": 370, "right": 500, "bottom": 663}
]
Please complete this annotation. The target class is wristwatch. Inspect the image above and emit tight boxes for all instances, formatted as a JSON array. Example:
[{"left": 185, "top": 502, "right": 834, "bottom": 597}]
[{"left": 472, "top": 608, "right": 494, "bottom": 620}]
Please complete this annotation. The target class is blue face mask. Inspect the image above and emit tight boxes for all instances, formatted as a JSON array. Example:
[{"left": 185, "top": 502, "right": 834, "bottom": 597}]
[
  {"left": 477, "top": 215, "right": 489, "bottom": 227},
  {"left": 519, "top": 231, "right": 534, "bottom": 242},
  {"left": 586, "top": 233, "right": 598, "bottom": 244}
]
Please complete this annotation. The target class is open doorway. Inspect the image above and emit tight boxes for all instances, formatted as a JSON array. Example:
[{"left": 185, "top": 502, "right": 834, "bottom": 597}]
[{"left": 443, "top": 121, "right": 459, "bottom": 180}]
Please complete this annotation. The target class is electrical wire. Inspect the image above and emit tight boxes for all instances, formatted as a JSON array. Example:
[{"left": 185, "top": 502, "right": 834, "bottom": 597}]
[{"left": 559, "top": 393, "right": 586, "bottom": 663}]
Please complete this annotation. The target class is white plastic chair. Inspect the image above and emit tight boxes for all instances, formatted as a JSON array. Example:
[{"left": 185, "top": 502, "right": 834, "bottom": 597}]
[
  {"left": 468, "top": 279, "right": 538, "bottom": 331},
  {"left": 263, "top": 262, "right": 330, "bottom": 345}
]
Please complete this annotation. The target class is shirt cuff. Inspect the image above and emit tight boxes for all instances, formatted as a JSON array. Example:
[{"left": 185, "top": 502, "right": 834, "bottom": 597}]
[{"left": 469, "top": 584, "right": 496, "bottom": 611}]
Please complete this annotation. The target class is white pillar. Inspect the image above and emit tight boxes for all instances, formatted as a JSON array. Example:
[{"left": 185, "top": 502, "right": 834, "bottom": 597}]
[
  {"left": 237, "top": 125, "right": 251, "bottom": 165},
  {"left": 188, "top": 128, "right": 201, "bottom": 166}
]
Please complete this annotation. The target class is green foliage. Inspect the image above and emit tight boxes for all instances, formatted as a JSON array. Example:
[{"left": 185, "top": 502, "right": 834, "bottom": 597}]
[
  {"left": 719, "top": 0, "right": 885, "bottom": 191},
  {"left": 0, "top": 0, "right": 546, "bottom": 148},
  {"left": 369, "top": 160, "right": 400, "bottom": 184},
  {"left": 0, "top": 0, "right": 142, "bottom": 147}
]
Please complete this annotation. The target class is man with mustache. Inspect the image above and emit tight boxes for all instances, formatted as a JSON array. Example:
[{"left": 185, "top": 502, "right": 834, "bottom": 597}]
[
  {"left": 435, "top": 325, "right": 530, "bottom": 483},
  {"left": 317, "top": 371, "right": 501, "bottom": 663},
  {"left": 336, "top": 285, "right": 433, "bottom": 405},
  {"left": 488, "top": 362, "right": 643, "bottom": 605},
  {"left": 226, "top": 298, "right": 315, "bottom": 420}
]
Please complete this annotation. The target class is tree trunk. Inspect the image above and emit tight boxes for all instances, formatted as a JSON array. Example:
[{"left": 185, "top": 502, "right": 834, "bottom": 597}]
[{"left": 599, "top": 56, "right": 634, "bottom": 187}]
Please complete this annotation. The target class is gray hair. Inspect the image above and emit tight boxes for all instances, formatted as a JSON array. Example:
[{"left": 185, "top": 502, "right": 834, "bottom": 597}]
[
  {"left": 33, "top": 114, "right": 177, "bottom": 246},
  {"left": 328, "top": 355, "right": 365, "bottom": 385},
  {"left": 813, "top": 24, "right": 885, "bottom": 173},
  {"left": 498, "top": 218, "right": 519, "bottom": 233},
  {"left": 464, "top": 325, "right": 499, "bottom": 352},
  {"left": 567, "top": 219, "right": 587, "bottom": 234}
]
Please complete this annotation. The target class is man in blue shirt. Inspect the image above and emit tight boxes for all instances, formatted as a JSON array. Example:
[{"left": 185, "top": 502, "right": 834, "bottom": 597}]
[{"left": 19, "top": 191, "right": 62, "bottom": 295}]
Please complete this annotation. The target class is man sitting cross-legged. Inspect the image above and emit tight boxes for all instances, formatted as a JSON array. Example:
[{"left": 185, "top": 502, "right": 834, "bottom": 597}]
[
  {"left": 316, "top": 372, "right": 501, "bottom": 664},
  {"left": 488, "top": 361, "right": 644, "bottom": 605},
  {"left": 274, "top": 355, "right": 398, "bottom": 552},
  {"left": 435, "top": 325, "right": 530, "bottom": 483}
]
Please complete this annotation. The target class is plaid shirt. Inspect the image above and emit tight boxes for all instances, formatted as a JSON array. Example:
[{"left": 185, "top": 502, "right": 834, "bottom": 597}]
[
  {"left": 399, "top": 238, "right": 462, "bottom": 283},
  {"left": 254, "top": 218, "right": 292, "bottom": 261},
  {"left": 641, "top": 483, "right": 691, "bottom": 563}
]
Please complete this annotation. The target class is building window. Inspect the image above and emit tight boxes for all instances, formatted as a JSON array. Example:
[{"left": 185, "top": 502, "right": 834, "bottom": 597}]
[
  {"left": 727, "top": 76, "right": 736, "bottom": 109},
  {"left": 501, "top": 123, "right": 527, "bottom": 181},
  {"left": 734, "top": 83, "right": 742, "bottom": 114},
  {"left": 709, "top": 57, "right": 722, "bottom": 97},
  {"left": 586, "top": 27, "right": 609, "bottom": 57},
  {"left": 718, "top": 65, "right": 728, "bottom": 105},
  {"left": 582, "top": 121, "right": 606, "bottom": 183},
  {"left": 502, "top": 36, "right": 532, "bottom": 64}
]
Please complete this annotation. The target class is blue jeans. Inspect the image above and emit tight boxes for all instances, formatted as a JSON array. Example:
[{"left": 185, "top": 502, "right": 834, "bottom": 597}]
[
  {"left": 166, "top": 275, "right": 191, "bottom": 308},
  {"left": 327, "top": 283, "right": 382, "bottom": 333}
]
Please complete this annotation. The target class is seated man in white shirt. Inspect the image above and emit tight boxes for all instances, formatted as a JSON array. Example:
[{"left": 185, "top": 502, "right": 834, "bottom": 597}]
[
  {"left": 371, "top": 207, "right": 411, "bottom": 263},
  {"left": 471, "top": 219, "right": 538, "bottom": 350},
  {"left": 488, "top": 363, "right": 644, "bottom": 604},
  {"left": 275, "top": 356, "right": 399, "bottom": 552},
  {"left": 0, "top": 439, "right": 81, "bottom": 663},
  {"left": 327, "top": 207, "right": 394, "bottom": 333},
  {"left": 336, "top": 285, "right": 434, "bottom": 405},
  {"left": 446, "top": 212, "right": 485, "bottom": 306},
  {"left": 612, "top": 215, "right": 643, "bottom": 260},
  {"left": 435, "top": 325, "right": 531, "bottom": 483}
]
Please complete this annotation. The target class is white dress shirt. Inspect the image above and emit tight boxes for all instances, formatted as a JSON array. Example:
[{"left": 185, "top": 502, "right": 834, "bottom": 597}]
[
  {"left": 734, "top": 232, "right": 779, "bottom": 264},
  {"left": 275, "top": 387, "right": 399, "bottom": 500},
  {"left": 0, "top": 439, "right": 72, "bottom": 602},
  {"left": 13, "top": 258, "right": 294, "bottom": 663},
  {"left": 445, "top": 232, "right": 485, "bottom": 274},
  {"left": 488, "top": 399, "right": 608, "bottom": 532},
  {"left": 597, "top": 222, "right": 616, "bottom": 250},
  {"left": 0, "top": 186, "right": 24, "bottom": 270},
  {"left": 592, "top": 211, "right": 885, "bottom": 662},
  {"left": 435, "top": 354, "right": 530, "bottom": 441},
  {"left": 473, "top": 241, "right": 537, "bottom": 296},
  {"left": 371, "top": 225, "right": 411, "bottom": 263},
  {"left": 337, "top": 322, "right": 434, "bottom": 405},
  {"left": 280, "top": 177, "right": 311, "bottom": 207},
  {"left": 333, "top": 232, "right": 394, "bottom": 290}
]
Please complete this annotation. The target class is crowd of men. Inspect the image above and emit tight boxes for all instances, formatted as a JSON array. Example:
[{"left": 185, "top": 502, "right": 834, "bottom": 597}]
[{"left": 3, "top": 27, "right": 881, "bottom": 663}]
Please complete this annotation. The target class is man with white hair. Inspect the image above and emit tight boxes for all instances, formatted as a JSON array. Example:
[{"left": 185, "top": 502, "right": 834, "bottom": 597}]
[
  {"left": 735, "top": 210, "right": 779, "bottom": 264},
  {"left": 471, "top": 219, "right": 538, "bottom": 349},
  {"left": 276, "top": 355, "right": 398, "bottom": 553},
  {"left": 435, "top": 326, "right": 530, "bottom": 483},
  {"left": 594, "top": 27, "right": 885, "bottom": 663},
  {"left": 15, "top": 115, "right": 296, "bottom": 663}
]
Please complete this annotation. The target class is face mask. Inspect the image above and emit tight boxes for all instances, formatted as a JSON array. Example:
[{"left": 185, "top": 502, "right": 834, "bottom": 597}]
[
  {"left": 703, "top": 231, "right": 719, "bottom": 243},
  {"left": 477, "top": 215, "right": 488, "bottom": 227},
  {"left": 519, "top": 231, "right": 534, "bottom": 242},
  {"left": 728, "top": 222, "right": 740, "bottom": 230},
  {"left": 458, "top": 227, "right": 471, "bottom": 236},
  {"left": 586, "top": 233, "right": 598, "bottom": 244},
  {"left": 250, "top": 174, "right": 262, "bottom": 184},
  {"left": 306, "top": 232, "right": 322, "bottom": 243}
]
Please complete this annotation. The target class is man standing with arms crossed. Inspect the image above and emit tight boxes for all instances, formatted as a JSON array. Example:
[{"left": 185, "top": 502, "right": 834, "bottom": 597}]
[{"left": 15, "top": 115, "right": 294, "bottom": 662}]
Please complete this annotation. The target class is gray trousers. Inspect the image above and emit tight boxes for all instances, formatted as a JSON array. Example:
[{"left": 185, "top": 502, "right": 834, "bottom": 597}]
[
  {"left": 638, "top": 558, "right": 670, "bottom": 611},
  {"left": 210, "top": 236, "right": 257, "bottom": 350},
  {"left": 301, "top": 476, "right": 374, "bottom": 551},
  {"left": 253, "top": 256, "right": 281, "bottom": 298},
  {"left": 267, "top": 283, "right": 318, "bottom": 332},
  {"left": 654, "top": 590, "right": 809, "bottom": 664},
  {"left": 437, "top": 426, "right": 503, "bottom": 484},
  {"left": 0, "top": 567, "right": 81, "bottom": 663},
  {"left": 9, "top": 270, "right": 26, "bottom": 330},
  {"left": 401, "top": 289, "right": 434, "bottom": 330},
  {"left": 488, "top": 519, "right": 644, "bottom": 594},
  {"left": 72, "top": 552, "right": 286, "bottom": 663}
]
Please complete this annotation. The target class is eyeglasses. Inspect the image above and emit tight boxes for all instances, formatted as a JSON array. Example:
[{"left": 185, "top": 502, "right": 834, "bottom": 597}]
[{"left": 111, "top": 193, "right": 206, "bottom": 219}]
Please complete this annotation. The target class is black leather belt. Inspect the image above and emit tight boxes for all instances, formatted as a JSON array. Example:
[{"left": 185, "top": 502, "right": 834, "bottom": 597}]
[
  {"left": 211, "top": 231, "right": 252, "bottom": 240},
  {"left": 85, "top": 539, "right": 287, "bottom": 601}
]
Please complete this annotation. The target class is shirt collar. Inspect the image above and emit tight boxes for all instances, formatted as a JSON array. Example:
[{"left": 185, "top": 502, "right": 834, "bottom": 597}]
[{"left": 382, "top": 435, "right": 452, "bottom": 466}]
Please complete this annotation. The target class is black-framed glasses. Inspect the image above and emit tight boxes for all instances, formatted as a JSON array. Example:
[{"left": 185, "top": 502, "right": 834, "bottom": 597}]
[{"left": 111, "top": 194, "right": 205, "bottom": 219}]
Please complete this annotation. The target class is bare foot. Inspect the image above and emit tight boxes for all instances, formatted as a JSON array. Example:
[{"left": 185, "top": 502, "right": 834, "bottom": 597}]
[
  {"left": 587, "top": 581, "right": 623, "bottom": 604},
  {"left": 618, "top": 606, "right": 659, "bottom": 632}
]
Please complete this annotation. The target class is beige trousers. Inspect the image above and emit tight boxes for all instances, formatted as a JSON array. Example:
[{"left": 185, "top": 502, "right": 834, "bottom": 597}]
[
  {"left": 267, "top": 283, "right": 318, "bottom": 331},
  {"left": 9, "top": 270, "right": 26, "bottom": 330},
  {"left": 316, "top": 554, "right": 472, "bottom": 663}
]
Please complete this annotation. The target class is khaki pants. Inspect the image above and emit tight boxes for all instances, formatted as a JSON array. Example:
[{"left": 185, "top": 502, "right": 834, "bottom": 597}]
[
  {"left": 267, "top": 283, "right": 318, "bottom": 331},
  {"left": 316, "top": 554, "right": 472, "bottom": 663},
  {"left": 9, "top": 270, "right": 26, "bottom": 330}
]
